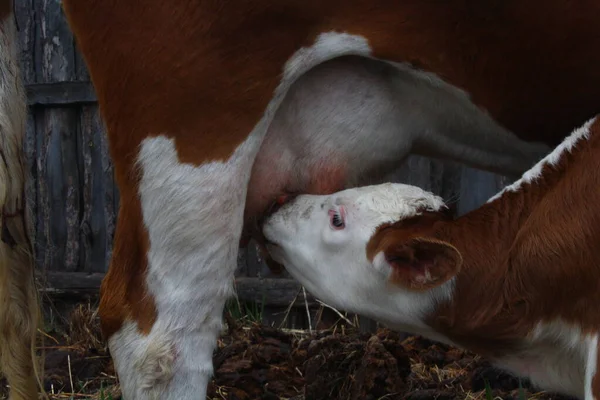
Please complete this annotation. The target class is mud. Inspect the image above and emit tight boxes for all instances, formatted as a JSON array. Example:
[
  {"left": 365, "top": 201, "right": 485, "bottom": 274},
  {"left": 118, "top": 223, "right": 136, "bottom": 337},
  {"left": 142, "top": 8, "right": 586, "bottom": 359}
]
[{"left": 0, "top": 304, "right": 576, "bottom": 400}]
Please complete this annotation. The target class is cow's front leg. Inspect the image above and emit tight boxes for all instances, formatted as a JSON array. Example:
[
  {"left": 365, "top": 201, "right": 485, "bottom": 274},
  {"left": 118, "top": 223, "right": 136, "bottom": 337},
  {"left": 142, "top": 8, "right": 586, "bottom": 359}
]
[{"left": 99, "top": 135, "right": 258, "bottom": 400}]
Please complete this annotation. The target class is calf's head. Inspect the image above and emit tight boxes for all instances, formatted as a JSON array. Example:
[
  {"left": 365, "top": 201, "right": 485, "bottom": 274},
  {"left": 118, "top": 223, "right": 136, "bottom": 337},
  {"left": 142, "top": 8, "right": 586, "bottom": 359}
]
[{"left": 262, "top": 183, "right": 462, "bottom": 330}]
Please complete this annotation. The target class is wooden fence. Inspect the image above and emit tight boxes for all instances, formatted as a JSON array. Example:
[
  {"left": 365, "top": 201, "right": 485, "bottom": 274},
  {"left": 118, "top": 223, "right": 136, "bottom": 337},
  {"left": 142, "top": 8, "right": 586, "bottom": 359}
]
[{"left": 14, "top": 1, "right": 510, "bottom": 328}]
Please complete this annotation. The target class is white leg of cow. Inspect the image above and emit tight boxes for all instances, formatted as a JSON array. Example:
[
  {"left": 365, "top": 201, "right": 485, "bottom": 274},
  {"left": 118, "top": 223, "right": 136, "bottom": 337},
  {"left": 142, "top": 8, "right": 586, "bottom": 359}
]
[
  {"left": 108, "top": 134, "right": 260, "bottom": 399},
  {"left": 585, "top": 334, "right": 599, "bottom": 400}
]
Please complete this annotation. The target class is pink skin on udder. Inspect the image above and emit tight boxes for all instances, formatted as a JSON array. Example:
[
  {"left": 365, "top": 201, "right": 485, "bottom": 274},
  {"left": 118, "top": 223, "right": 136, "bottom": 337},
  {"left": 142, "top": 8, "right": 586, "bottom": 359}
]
[{"left": 241, "top": 158, "right": 348, "bottom": 246}]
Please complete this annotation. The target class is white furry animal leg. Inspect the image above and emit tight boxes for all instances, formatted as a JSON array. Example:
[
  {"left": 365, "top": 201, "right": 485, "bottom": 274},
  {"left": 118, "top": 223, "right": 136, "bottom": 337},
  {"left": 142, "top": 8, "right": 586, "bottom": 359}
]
[
  {"left": 585, "top": 334, "right": 599, "bottom": 400},
  {"left": 108, "top": 133, "right": 259, "bottom": 400}
]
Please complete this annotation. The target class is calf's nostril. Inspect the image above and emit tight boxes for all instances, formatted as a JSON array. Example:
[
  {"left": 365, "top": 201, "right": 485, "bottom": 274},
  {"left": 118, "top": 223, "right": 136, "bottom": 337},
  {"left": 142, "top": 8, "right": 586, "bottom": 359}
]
[
  {"left": 266, "top": 200, "right": 282, "bottom": 217},
  {"left": 277, "top": 193, "right": 298, "bottom": 206},
  {"left": 266, "top": 193, "right": 297, "bottom": 217}
]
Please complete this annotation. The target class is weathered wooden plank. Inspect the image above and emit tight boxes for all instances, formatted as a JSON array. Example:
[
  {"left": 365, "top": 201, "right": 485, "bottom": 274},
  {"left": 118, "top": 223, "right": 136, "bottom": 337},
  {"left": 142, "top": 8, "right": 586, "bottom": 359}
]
[
  {"left": 403, "top": 155, "right": 434, "bottom": 190},
  {"left": 26, "top": 81, "right": 96, "bottom": 106},
  {"left": 457, "top": 167, "right": 508, "bottom": 216},
  {"left": 73, "top": 30, "right": 90, "bottom": 80},
  {"left": 36, "top": 107, "right": 80, "bottom": 271},
  {"left": 40, "top": 271, "right": 105, "bottom": 293},
  {"left": 15, "top": 0, "right": 36, "bottom": 84},
  {"left": 62, "top": 110, "right": 81, "bottom": 272},
  {"left": 31, "top": 0, "right": 84, "bottom": 273},
  {"left": 79, "top": 106, "right": 93, "bottom": 273},
  {"left": 97, "top": 108, "right": 117, "bottom": 271},
  {"left": 40, "top": 272, "right": 318, "bottom": 306},
  {"left": 244, "top": 242, "right": 259, "bottom": 277},
  {"left": 34, "top": 0, "right": 76, "bottom": 83},
  {"left": 235, "top": 246, "right": 249, "bottom": 276},
  {"left": 431, "top": 160, "right": 462, "bottom": 216},
  {"left": 79, "top": 105, "right": 115, "bottom": 273},
  {"left": 384, "top": 155, "right": 432, "bottom": 191}
]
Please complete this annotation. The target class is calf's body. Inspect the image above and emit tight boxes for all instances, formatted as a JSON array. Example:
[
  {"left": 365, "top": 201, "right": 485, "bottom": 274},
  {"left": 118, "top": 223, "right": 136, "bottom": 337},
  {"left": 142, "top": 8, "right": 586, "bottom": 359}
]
[{"left": 264, "top": 116, "right": 600, "bottom": 399}]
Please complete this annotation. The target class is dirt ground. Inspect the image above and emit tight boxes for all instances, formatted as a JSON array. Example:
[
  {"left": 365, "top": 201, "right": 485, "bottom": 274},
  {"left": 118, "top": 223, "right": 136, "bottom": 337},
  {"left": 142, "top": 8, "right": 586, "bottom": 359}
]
[{"left": 0, "top": 300, "right": 577, "bottom": 400}]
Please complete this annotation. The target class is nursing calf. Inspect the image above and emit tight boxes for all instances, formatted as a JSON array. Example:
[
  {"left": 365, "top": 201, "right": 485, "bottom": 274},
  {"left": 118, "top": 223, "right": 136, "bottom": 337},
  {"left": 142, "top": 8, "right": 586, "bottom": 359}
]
[{"left": 263, "top": 116, "right": 600, "bottom": 399}]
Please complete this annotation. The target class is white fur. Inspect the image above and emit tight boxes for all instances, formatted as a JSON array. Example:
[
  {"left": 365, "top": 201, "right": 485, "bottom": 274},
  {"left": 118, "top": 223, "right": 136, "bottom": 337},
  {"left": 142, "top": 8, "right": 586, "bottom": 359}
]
[
  {"left": 110, "top": 32, "right": 377, "bottom": 400},
  {"left": 263, "top": 183, "right": 453, "bottom": 338},
  {"left": 108, "top": 322, "right": 175, "bottom": 399},
  {"left": 114, "top": 135, "right": 255, "bottom": 400},
  {"left": 282, "top": 32, "right": 372, "bottom": 82},
  {"left": 496, "top": 320, "right": 592, "bottom": 399},
  {"left": 487, "top": 116, "right": 597, "bottom": 202},
  {"left": 586, "top": 334, "right": 599, "bottom": 400}
]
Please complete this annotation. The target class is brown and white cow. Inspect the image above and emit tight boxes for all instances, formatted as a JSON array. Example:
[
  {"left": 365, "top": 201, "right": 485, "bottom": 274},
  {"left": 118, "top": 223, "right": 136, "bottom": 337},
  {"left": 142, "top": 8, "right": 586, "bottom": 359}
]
[
  {"left": 263, "top": 116, "right": 600, "bottom": 399},
  {"left": 2, "top": 1, "right": 600, "bottom": 399}
]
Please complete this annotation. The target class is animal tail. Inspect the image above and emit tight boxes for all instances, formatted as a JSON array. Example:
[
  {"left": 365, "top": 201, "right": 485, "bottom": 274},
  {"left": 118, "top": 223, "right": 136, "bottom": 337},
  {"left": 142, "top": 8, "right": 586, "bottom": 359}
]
[{"left": 0, "top": 2, "right": 45, "bottom": 399}]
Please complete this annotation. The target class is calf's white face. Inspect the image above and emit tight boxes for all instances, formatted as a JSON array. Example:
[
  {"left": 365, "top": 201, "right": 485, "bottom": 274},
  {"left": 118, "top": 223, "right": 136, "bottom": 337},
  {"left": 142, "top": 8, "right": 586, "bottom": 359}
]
[{"left": 262, "top": 183, "right": 460, "bottom": 331}]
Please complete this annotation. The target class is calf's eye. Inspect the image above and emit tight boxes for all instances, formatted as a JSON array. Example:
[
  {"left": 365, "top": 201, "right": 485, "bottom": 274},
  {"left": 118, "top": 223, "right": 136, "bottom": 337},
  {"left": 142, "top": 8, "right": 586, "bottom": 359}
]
[{"left": 328, "top": 209, "right": 345, "bottom": 230}]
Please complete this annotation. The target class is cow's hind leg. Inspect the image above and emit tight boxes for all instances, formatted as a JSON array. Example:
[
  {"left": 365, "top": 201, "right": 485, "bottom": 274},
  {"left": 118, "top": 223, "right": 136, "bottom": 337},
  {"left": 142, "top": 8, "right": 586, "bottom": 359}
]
[{"left": 100, "top": 133, "right": 261, "bottom": 400}]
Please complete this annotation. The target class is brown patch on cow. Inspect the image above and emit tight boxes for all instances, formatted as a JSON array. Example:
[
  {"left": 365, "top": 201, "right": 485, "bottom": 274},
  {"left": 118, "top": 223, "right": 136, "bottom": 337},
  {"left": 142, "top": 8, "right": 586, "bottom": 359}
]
[
  {"left": 99, "top": 187, "right": 157, "bottom": 338},
  {"left": 61, "top": 0, "right": 322, "bottom": 168},
  {"left": 368, "top": 118, "right": 600, "bottom": 358}
]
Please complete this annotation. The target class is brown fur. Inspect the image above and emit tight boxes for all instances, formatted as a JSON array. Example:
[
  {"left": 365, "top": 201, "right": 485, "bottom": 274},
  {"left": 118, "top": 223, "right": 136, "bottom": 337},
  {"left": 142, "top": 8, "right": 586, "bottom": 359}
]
[
  {"left": 60, "top": 0, "right": 600, "bottom": 341},
  {"left": 367, "top": 118, "right": 600, "bottom": 381},
  {"left": 0, "top": 0, "right": 10, "bottom": 21},
  {"left": 385, "top": 237, "right": 463, "bottom": 291},
  {"left": 98, "top": 189, "right": 156, "bottom": 337}
]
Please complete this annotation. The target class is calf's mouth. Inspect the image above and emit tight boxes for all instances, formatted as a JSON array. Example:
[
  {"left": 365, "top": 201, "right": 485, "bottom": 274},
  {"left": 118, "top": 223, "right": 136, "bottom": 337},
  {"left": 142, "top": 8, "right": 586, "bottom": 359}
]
[{"left": 241, "top": 194, "right": 297, "bottom": 274}]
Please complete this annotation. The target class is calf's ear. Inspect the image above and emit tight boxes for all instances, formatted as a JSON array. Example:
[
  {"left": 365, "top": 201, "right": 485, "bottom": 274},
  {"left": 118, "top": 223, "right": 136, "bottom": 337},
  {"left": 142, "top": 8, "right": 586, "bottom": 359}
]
[{"left": 374, "top": 237, "right": 462, "bottom": 291}]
